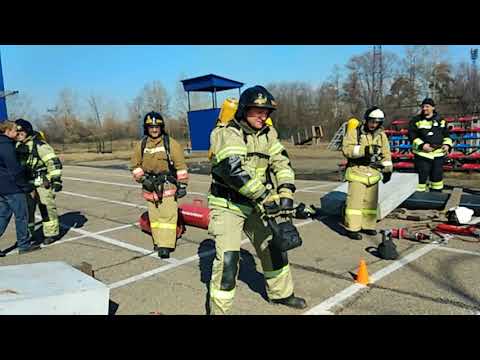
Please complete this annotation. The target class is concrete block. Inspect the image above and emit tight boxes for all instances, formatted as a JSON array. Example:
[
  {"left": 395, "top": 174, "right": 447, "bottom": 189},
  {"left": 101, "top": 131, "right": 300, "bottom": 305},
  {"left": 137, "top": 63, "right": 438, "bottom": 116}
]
[
  {"left": 0, "top": 261, "right": 109, "bottom": 315},
  {"left": 319, "top": 173, "right": 418, "bottom": 219}
]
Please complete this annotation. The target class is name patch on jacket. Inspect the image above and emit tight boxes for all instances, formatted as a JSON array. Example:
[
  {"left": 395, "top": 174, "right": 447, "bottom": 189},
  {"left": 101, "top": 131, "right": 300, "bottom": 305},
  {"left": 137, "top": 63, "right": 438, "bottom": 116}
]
[{"left": 144, "top": 146, "right": 166, "bottom": 154}]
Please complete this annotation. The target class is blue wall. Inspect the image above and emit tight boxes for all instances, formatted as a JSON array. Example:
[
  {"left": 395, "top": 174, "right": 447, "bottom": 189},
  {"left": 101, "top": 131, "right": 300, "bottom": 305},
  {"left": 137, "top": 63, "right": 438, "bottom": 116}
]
[
  {"left": 187, "top": 108, "right": 220, "bottom": 151},
  {"left": 0, "top": 54, "right": 7, "bottom": 122}
]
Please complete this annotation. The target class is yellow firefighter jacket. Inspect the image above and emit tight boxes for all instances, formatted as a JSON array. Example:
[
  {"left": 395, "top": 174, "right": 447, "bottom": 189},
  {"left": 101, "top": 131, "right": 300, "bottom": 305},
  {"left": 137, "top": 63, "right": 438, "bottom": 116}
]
[
  {"left": 16, "top": 132, "right": 63, "bottom": 186},
  {"left": 208, "top": 119, "right": 295, "bottom": 217},
  {"left": 342, "top": 124, "right": 392, "bottom": 186},
  {"left": 130, "top": 135, "right": 189, "bottom": 189}
]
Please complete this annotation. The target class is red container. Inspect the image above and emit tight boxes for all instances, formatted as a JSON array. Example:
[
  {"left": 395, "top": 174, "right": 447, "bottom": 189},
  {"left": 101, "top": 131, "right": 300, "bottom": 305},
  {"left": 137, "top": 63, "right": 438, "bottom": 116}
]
[
  {"left": 448, "top": 152, "right": 467, "bottom": 159},
  {"left": 394, "top": 161, "right": 415, "bottom": 169},
  {"left": 139, "top": 210, "right": 186, "bottom": 238},
  {"left": 392, "top": 119, "right": 409, "bottom": 126},
  {"left": 435, "top": 224, "right": 479, "bottom": 237},
  {"left": 385, "top": 129, "right": 399, "bottom": 135},
  {"left": 450, "top": 126, "right": 466, "bottom": 133},
  {"left": 399, "top": 129, "right": 409, "bottom": 135},
  {"left": 391, "top": 152, "right": 414, "bottom": 159},
  {"left": 178, "top": 200, "right": 210, "bottom": 230},
  {"left": 461, "top": 163, "right": 480, "bottom": 170},
  {"left": 468, "top": 152, "right": 480, "bottom": 160}
]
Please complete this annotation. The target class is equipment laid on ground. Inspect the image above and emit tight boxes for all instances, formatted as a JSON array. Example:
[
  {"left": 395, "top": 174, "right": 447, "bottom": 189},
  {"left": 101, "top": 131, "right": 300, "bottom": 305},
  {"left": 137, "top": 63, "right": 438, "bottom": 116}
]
[{"left": 377, "top": 230, "right": 399, "bottom": 260}]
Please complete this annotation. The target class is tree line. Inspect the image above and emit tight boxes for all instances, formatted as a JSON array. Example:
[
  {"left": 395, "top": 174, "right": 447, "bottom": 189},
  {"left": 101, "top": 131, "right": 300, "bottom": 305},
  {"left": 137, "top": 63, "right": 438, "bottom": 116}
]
[{"left": 6, "top": 46, "right": 480, "bottom": 144}]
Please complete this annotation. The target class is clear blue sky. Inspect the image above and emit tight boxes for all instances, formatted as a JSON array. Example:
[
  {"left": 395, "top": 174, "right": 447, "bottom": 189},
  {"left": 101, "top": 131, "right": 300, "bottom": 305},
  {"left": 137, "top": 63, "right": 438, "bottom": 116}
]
[{"left": 1, "top": 45, "right": 478, "bottom": 119}]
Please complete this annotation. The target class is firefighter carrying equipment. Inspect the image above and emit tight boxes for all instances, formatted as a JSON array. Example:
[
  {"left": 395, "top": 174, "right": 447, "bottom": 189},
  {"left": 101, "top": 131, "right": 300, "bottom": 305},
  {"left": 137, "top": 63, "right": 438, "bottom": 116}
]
[
  {"left": 342, "top": 109, "right": 392, "bottom": 233},
  {"left": 15, "top": 119, "right": 63, "bottom": 239},
  {"left": 130, "top": 116, "right": 188, "bottom": 252},
  {"left": 207, "top": 85, "right": 302, "bottom": 314}
]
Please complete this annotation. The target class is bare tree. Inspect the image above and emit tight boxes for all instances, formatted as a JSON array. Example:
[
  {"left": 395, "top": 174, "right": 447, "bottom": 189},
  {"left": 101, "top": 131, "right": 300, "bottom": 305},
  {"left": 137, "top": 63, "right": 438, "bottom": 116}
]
[{"left": 5, "top": 92, "right": 39, "bottom": 124}]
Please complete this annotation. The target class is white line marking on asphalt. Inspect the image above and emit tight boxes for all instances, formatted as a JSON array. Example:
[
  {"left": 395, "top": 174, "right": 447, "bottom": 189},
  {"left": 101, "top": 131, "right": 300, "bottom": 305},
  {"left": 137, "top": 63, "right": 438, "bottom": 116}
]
[
  {"left": 23, "top": 215, "right": 179, "bottom": 264},
  {"left": 55, "top": 223, "right": 139, "bottom": 245},
  {"left": 303, "top": 244, "right": 439, "bottom": 315},
  {"left": 297, "top": 190, "right": 329, "bottom": 194},
  {"left": 63, "top": 176, "right": 206, "bottom": 196},
  {"left": 298, "top": 183, "right": 338, "bottom": 191},
  {"left": 434, "top": 246, "right": 480, "bottom": 257},
  {"left": 61, "top": 191, "right": 147, "bottom": 209},
  {"left": 4, "top": 222, "right": 139, "bottom": 256},
  {"left": 63, "top": 225, "right": 179, "bottom": 264},
  {"left": 108, "top": 219, "right": 315, "bottom": 290}
]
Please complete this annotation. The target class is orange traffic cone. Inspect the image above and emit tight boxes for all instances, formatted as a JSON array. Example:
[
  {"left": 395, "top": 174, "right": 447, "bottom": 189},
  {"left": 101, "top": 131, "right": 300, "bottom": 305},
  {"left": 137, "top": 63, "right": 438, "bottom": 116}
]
[{"left": 355, "top": 259, "right": 370, "bottom": 285}]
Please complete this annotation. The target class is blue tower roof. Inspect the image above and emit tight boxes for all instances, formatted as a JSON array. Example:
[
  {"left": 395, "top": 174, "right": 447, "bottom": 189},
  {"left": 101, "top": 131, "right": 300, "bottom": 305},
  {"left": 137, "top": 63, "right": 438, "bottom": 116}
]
[{"left": 181, "top": 74, "right": 244, "bottom": 93}]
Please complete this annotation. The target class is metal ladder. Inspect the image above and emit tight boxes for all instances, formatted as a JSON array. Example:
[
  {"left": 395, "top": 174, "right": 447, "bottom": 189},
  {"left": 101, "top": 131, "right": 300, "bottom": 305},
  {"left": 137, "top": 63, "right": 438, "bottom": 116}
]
[{"left": 327, "top": 122, "right": 347, "bottom": 151}]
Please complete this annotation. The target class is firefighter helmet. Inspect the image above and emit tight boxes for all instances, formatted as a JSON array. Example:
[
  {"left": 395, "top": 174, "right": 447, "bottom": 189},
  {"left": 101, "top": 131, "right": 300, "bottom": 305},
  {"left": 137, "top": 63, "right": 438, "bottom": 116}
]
[
  {"left": 15, "top": 118, "right": 34, "bottom": 136},
  {"left": 235, "top": 85, "right": 277, "bottom": 121},
  {"left": 364, "top": 106, "right": 385, "bottom": 125},
  {"left": 143, "top": 111, "right": 165, "bottom": 136}
]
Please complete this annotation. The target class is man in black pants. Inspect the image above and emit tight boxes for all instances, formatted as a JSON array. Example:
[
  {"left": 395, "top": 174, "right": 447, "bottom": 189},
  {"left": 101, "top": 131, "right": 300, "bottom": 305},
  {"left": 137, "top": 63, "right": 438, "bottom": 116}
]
[{"left": 408, "top": 98, "right": 453, "bottom": 192}]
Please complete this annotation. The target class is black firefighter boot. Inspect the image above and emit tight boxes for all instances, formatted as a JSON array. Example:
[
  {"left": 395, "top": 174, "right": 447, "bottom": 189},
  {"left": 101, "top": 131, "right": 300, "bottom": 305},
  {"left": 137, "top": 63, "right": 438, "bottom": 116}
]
[
  {"left": 43, "top": 236, "right": 57, "bottom": 245},
  {"left": 362, "top": 229, "right": 377, "bottom": 236},
  {"left": 158, "top": 247, "right": 172, "bottom": 259},
  {"left": 346, "top": 231, "right": 363, "bottom": 240},
  {"left": 270, "top": 294, "right": 308, "bottom": 309}
]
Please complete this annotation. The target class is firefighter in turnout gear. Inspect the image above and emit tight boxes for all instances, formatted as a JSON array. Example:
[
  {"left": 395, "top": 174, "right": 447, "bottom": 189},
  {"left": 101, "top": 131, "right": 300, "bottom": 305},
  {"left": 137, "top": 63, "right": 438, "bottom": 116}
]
[
  {"left": 408, "top": 98, "right": 453, "bottom": 192},
  {"left": 342, "top": 107, "right": 392, "bottom": 240},
  {"left": 207, "top": 85, "right": 307, "bottom": 315},
  {"left": 15, "top": 119, "right": 63, "bottom": 245},
  {"left": 130, "top": 111, "right": 188, "bottom": 259}
]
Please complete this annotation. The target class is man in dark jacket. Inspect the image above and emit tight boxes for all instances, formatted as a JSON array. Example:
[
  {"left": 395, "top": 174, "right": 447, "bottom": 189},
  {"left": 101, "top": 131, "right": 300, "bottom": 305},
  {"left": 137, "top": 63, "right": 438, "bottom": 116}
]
[
  {"left": 0, "top": 121, "right": 40, "bottom": 256},
  {"left": 408, "top": 98, "right": 453, "bottom": 192}
]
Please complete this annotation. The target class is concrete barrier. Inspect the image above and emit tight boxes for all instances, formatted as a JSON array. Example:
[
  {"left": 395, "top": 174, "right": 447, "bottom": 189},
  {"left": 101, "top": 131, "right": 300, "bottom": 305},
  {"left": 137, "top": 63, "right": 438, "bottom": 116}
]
[
  {"left": 0, "top": 261, "right": 109, "bottom": 315},
  {"left": 319, "top": 173, "right": 418, "bottom": 219}
]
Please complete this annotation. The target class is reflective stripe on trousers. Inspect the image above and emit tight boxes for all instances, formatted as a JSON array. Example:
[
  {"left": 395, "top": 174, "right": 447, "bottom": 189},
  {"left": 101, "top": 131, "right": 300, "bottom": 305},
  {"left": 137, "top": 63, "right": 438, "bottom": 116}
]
[
  {"left": 344, "top": 180, "right": 379, "bottom": 232},
  {"left": 208, "top": 208, "right": 294, "bottom": 315}
]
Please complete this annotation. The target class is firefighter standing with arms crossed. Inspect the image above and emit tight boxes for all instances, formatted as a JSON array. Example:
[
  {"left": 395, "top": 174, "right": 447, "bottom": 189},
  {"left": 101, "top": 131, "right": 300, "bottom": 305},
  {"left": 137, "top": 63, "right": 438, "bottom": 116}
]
[
  {"left": 207, "top": 85, "right": 307, "bottom": 315},
  {"left": 15, "top": 119, "right": 63, "bottom": 245},
  {"left": 342, "top": 107, "right": 393, "bottom": 240},
  {"left": 408, "top": 98, "right": 453, "bottom": 192},
  {"left": 130, "top": 111, "right": 188, "bottom": 259}
]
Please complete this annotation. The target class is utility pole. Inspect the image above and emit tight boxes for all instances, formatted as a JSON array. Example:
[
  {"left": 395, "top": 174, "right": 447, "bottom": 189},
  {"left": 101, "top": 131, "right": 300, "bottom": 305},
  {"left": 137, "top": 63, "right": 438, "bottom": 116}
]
[
  {"left": 372, "top": 45, "right": 383, "bottom": 106},
  {"left": 0, "top": 51, "right": 18, "bottom": 121},
  {"left": 471, "top": 48, "right": 478, "bottom": 113}
]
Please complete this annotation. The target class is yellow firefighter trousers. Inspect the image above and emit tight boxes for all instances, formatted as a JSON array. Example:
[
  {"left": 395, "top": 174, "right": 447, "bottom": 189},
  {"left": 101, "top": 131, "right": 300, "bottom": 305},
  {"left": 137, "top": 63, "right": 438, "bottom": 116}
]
[
  {"left": 148, "top": 196, "right": 178, "bottom": 249},
  {"left": 27, "top": 186, "right": 59, "bottom": 238},
  {"left": 208, "top": 208, "right": 294, "bottom": 315},
  {"left": 344, "top": 180, "right": 378, "bottom": 232}
]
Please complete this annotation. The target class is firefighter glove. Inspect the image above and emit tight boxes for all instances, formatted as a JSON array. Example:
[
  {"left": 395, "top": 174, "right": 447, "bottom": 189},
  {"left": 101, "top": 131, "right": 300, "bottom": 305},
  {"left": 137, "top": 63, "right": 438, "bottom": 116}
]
[
  {"left": 176, "top": 183, "right": 187, "bottom": 198},
  {"left": 382, "top": 172, "right": 392, "bottom": 184},
  {"left": 51, "top": 178, "right": 63, "bottom": 192}
]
